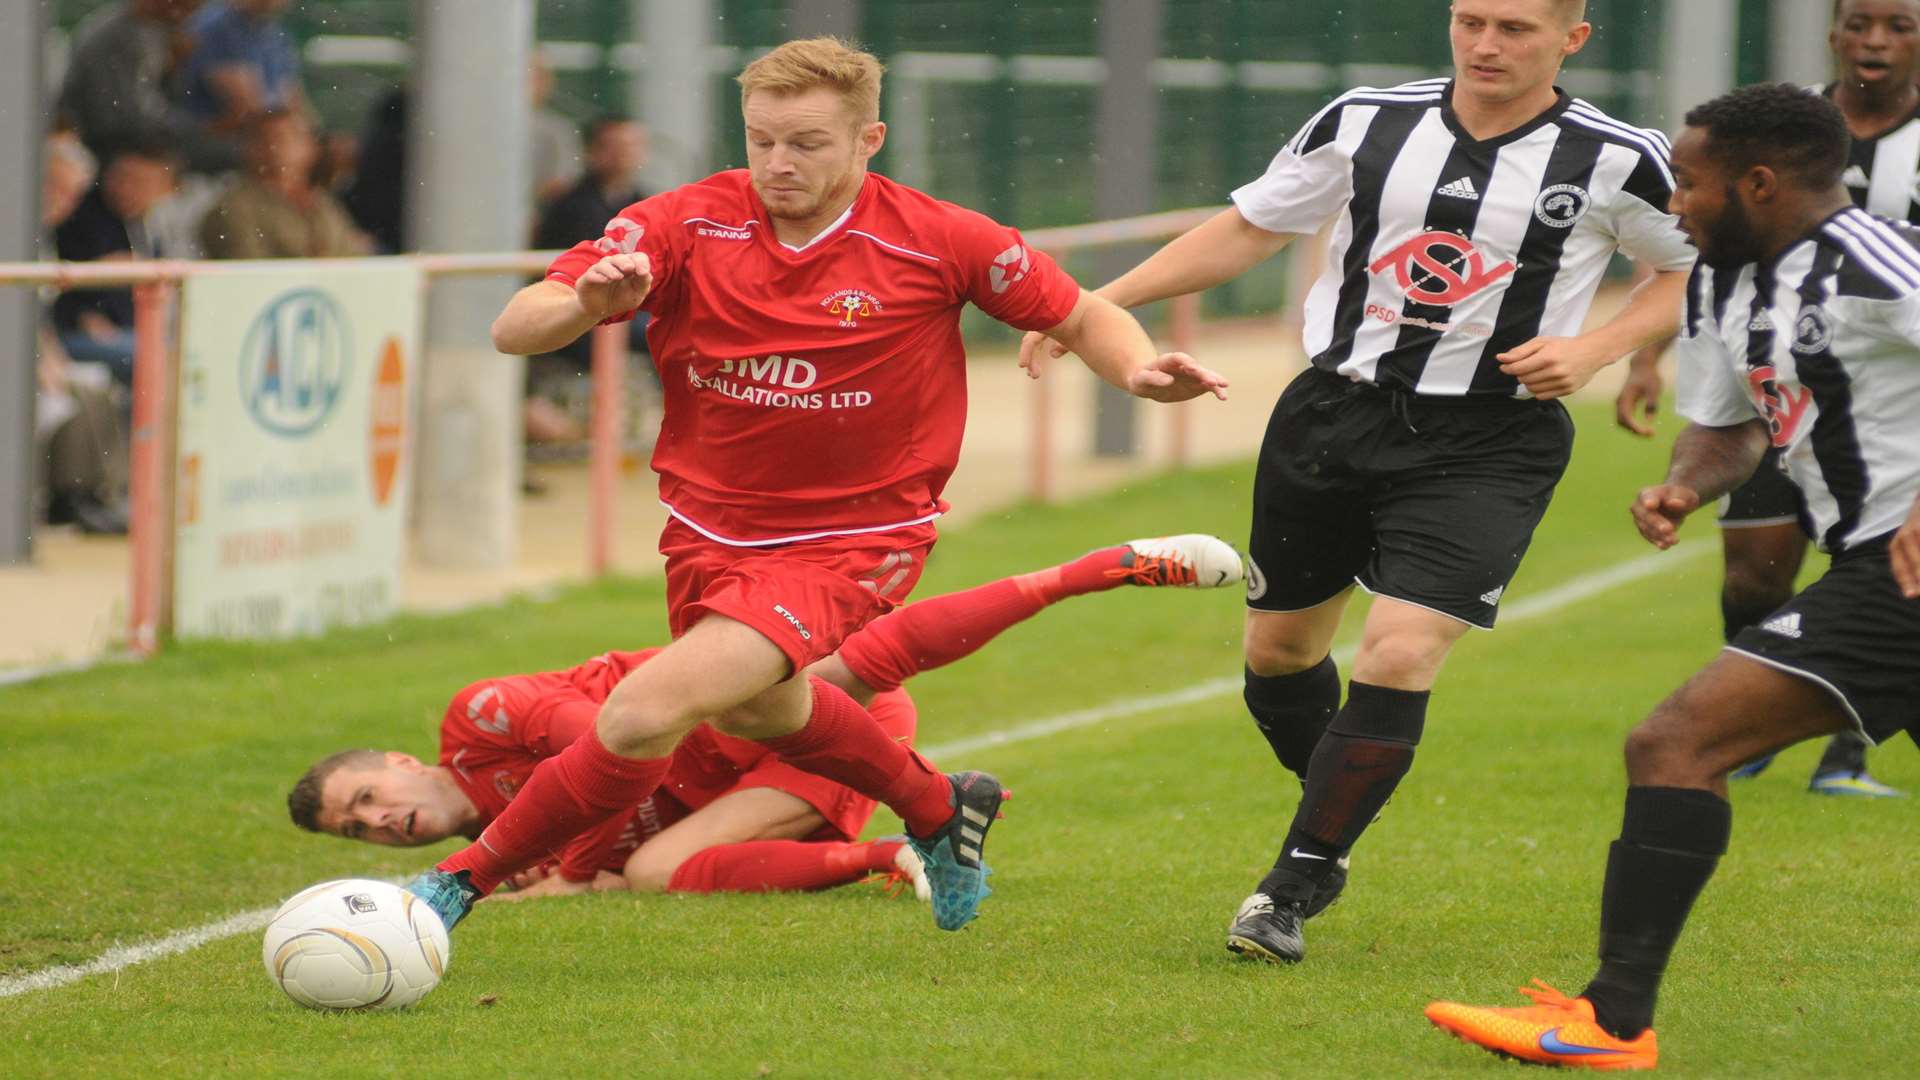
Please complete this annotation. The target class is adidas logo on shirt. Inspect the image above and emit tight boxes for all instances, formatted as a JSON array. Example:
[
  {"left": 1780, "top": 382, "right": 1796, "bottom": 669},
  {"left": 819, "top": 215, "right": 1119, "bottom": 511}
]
[
  {"left": 1842, "top": 164, "right": 1870, "bottom": 189},
  {"left": 1437, "top": 176, "right": 1481, "bottom": 200},
  {"left": 1479, "top": 585, "right": 1505, "bottom": 606},
  {"left": 1761, "top": 612, "right": 1803, "bottom": 639}
]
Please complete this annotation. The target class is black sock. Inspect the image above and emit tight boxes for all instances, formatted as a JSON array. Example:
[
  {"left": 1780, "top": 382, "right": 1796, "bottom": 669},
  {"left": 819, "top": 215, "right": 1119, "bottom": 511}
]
[
  {"left": 1258, "top": 681, "right": 1427, "bottom": 904},
  {"left": 1244, "top": 657, "right": 1341, "bottom": 781},
  {"left": 1582, "top": 786, "right": 1732, "bottom": 1040},
  {"left": 1814, "top": 732, "right": 1868, "bottom": 776}
]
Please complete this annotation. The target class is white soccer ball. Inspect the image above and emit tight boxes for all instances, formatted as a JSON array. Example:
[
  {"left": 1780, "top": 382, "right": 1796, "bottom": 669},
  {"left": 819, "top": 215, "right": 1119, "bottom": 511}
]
[{"left": 261, "top": 878, "right": 450, "bottom": 1011}]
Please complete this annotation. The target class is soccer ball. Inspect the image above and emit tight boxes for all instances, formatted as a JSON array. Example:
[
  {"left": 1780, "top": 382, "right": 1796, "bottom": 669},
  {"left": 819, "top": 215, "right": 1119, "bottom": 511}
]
[{"left": 262, "top": 878, "right": 450, "bottom": 1010}]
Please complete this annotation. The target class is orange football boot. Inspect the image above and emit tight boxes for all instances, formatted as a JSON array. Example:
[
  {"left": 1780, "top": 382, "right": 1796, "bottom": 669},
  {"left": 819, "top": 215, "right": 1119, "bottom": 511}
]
[{"left": 1425, "top": 980, "right": 1658, "bottom": 1070}]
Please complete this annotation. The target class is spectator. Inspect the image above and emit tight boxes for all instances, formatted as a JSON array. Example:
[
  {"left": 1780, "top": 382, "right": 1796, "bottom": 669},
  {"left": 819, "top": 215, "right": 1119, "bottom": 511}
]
[
  {"left": 343, "top": 86, "right": 407, "bottom": 253},
  {"left": 36, "top": 139, "right": 129, "bottom": 536},
  {"left": 37, "top": 329, "right": 129, "bottom": 536},
  {"left": 534, "top": 115, "right": 652, "bottom": 252},
  {"left": 57, "top": 0, "right": 241, "bottom": 175},
  {"left": 200, "top": 110, "right": 369, "bottom": 259},
  {"left": 527, "top": 55, "right": 582, "bottom": 208},
  {"left": 40, "top": 133, "right": 96, "bottom": 257},
  {"left": 525, "top": 115, "right": 656, "bottom": 450},
  {"left": 52, "top": 141, "right": 185, "bottom": 389},
  {"left": 177, "top": 0, "right": 306, "bottom": 126}
]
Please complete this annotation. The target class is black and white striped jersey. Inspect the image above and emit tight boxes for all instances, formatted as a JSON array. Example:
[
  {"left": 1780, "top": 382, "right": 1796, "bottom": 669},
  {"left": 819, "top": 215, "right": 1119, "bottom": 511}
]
[
  {"left": 1232, "top": 78, "right": 1695, "bottom": 398},
  {"left": 1676, "top": 207, "right": 1920, "bottom": 553},
  {"left": 1825, "top": 84, "right": 1920, "bottom": 223}
]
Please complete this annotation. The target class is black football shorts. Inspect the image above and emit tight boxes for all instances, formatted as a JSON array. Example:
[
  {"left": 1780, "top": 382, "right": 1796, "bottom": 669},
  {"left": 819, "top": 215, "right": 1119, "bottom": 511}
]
[
  {"left": 1727, "top": 534, "right": 1920, "bottom": 745},
  {"left": 1717, "top": 446, "right": 1809, "bottom": 532},
  {"left": 1246, "top": 367, "right": 1574, "bottom": 630}
]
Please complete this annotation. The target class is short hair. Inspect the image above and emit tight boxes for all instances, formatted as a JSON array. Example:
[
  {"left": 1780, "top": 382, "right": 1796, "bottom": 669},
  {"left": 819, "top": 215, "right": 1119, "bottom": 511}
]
[
  {"left": 287, "top": 749, "right": 383, "bottom": 833},
  {"left": 736, "top": 36, "right": 885, "bottom": 127},
  {"left": 1834, "top": 0, "right": 1920, "bottom": 17},
  {"left": 105, "top": 135, "right": 182, "bottom": 171},
  {"left": 584, "top": 112, "right": 637, "bottom": 144},
  {"left": 1683, "top": 82, "right": 1851, "bottom": 190},
  {"left": 1553, "top": 0, "right": 1589, "bottom": 24}
]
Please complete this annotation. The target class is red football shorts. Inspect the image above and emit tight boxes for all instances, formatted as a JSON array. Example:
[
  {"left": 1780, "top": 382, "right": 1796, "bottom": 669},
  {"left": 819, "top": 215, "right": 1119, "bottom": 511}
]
[
  {"left": 659, "top": 518, "right": 938, "bottom": 674},
  {"left": 649, "top": 688, "right": 920, "bottom": 842}
]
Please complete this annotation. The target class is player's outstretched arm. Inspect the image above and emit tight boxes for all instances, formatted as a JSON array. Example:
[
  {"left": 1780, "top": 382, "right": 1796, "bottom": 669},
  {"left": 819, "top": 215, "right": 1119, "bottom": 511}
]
[
  {"left": 490, "top": 253, "right": 654, "bottom": 356},
  {"left": 1041, "top": 290, "right": 1229, "bottom": 403},
  {"left": 1020, "top": 207, "right": 1292, "bottom": 376},
  {"left": 1892, "top": 493, "right": 1920, "bottom": 599},
  {"left": 1500, "top": 269, "right": 1688, "bottom": 401},
  {"left": 1632, "top": 419, "right": 1768, "bottom": 549}
]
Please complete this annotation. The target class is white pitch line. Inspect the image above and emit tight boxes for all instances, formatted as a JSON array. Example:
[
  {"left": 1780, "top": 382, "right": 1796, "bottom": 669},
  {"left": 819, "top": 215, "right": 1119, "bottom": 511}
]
[
  {"left": 0, "top": 907, "right": 276, "bottom": 999},
  {"left": 0, "top": 541, "right": 1711, "bottom": 1000}
]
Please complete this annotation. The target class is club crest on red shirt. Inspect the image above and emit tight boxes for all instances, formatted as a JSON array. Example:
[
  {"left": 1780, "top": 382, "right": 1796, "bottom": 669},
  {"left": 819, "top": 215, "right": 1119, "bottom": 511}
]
[
  {"left": 492, "top": 771, "right": 522, "bottom": 800},
  {"left": 821, "top": 288, "right": 883, "bottom": 327}
]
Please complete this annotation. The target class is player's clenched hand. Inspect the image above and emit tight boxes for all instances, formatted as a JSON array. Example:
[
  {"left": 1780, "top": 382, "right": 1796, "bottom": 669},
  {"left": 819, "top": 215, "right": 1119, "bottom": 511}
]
[
  {"left": 1126, "top": 352, "right": 1230, "bottom": 403},
  {"left": 1631, "top": 483, "right": 1699, "bottom": 550},
  {"left": 1018, "top": 330, "right": 1069, "bottom": 379},
  {"left": 1614, "top": 360, "right": 1664, "bottom": 438},
  {"left": 1498, "top": 336, "right": 1612, "bottom": 401},
  {"left": 1892, "top": 494, "right": 1920, "bottom": 599},
  {"left": 574, "top": 252, "right": 653, "bottom": 321}
]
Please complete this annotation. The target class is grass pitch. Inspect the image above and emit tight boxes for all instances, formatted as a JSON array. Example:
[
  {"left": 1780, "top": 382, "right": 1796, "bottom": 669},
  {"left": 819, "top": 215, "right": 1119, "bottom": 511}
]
[{"left": 2, "top": 402, "right": 1916, "bottom": 1077}]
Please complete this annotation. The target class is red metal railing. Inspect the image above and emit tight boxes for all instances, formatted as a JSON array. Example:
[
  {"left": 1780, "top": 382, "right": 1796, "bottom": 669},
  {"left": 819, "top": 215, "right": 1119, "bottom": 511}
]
[{"left": 0, "top": 206, "right": 1222, "bottom": 656}]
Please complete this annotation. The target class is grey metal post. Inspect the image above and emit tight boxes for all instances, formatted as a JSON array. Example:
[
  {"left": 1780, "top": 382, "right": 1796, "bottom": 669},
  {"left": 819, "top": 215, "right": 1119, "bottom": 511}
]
[
  {"left": 787, "top": 0, "right": 860, "bottom": 38},
  {"left": 1771, "top": 0, "right": 1834, "bottom": 85},
  {"left": 0, "top": 2, "right": 45, "bottom": 564},
  {"left": 1658, "top": 0, "right": 1737, "bottom": 132},
  {"left": 409, "top": 0, "right": 534, "bottom": 569},
  {"left": 634, "top": 0, "right": 718, "bottom": 192},
  {"left": 1091, "top": 0, "right": 1163, "bottom": 458}
]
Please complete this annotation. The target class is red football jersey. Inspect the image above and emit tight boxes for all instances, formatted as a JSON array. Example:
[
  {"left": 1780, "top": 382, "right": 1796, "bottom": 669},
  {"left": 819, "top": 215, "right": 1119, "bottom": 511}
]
[{"left": 546, "top": 170, "right": 1082, "bottom": 544}]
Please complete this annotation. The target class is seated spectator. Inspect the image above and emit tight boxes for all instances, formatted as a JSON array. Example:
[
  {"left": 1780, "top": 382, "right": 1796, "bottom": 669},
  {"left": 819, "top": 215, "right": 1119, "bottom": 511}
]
[
  {"left": 177, "top": 0, "right": 305, "bottom": 126},
  {"left": 534, "top": 115, "right": 652, "bottom": 252},
  {"left": 58, "top": 0, "right": 241, "bottom": 175},
  {"left": 37, "top": 329, "right": 129, "bottom": 536},
  {"left": 52, "top": 141, "right": 185, "bottom": 389},
  {"left": 40, "top": 132, "right": 96, "bottom": 256},
  {"left": 200, "top": 110, "right": 369, "bottom": 259},
  {"left": 343, "top": 86, "right": 407, "bottom": 253},
  {"left": 36, "top": 138, "right": 130, "bottom": 536},
  {"left": 526, "top": 115, "right": 656, "bottom": 448}
]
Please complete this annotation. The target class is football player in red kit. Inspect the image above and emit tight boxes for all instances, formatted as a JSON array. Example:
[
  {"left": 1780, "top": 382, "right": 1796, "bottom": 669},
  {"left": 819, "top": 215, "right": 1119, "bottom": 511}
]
[
  {"left": 404, "top": 36, "right": 1228, "bottom": 936},
  {"left": 295, "top": 537, "right": 1243, "bottom": 902}
]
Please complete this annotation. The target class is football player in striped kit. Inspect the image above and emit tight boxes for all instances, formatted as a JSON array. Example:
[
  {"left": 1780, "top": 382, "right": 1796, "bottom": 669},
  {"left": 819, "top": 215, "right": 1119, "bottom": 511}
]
[
  {"left": 1429, "top": 82, "right": 1920, "bottom": 1071},
  {"left": 1026, "top": 0, "right": 1695, "bottom": 965},
  {"left": 1613, "top": 0, "right": 1920, "bottom": 797}
]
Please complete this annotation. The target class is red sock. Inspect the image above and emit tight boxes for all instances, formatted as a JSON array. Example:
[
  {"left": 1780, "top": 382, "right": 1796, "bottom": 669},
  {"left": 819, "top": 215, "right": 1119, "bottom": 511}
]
[
  {"left": 664, "top": 840, "right": 902, "bottom": 893},
  {"left": 438, "top": 729, "right": 670, "bottom": 895},
  {"left": 758, "top": 679, "right": 954, "bottom": 836},
  {"left": 836, "top": 546, "right": 1128, "bottom": 692}
]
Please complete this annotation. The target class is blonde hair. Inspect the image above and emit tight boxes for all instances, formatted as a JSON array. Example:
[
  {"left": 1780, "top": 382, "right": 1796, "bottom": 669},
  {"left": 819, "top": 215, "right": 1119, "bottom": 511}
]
[{"left": 737, "top": 36, "right": 885, "bottom": 127}]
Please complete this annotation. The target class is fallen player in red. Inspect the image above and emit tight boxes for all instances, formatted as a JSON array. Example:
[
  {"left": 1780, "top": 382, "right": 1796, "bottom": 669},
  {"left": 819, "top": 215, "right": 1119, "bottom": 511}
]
[{"left": 289, "top": 536, "right": 1242, "bottom": 902}]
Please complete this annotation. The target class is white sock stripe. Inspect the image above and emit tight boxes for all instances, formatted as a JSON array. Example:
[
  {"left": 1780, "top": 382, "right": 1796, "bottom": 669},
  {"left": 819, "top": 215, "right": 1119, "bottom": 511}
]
[{"left": 961, "top": 806, "right": 991, "bottom": 827}]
